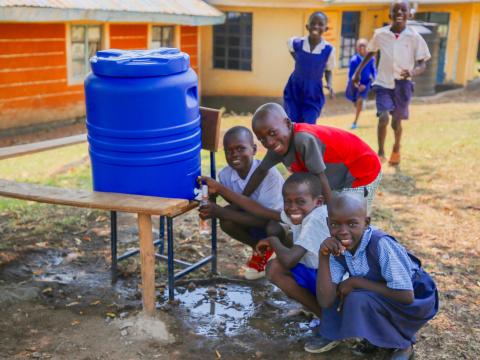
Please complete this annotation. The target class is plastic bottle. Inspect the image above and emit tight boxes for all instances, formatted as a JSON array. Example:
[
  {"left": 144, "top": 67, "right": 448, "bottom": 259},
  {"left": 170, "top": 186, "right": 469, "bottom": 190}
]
[{"left": 199, "top": 181, "right": 210, "bottom": 235}]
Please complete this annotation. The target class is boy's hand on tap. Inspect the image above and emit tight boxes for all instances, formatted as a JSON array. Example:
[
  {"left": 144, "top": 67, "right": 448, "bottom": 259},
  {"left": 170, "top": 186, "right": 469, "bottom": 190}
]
[
  {"left": 198, "top": 200, "right": 221, "bottom": 220},
  {"left": 198, "top": 176, "right": 222, "bottom": 196}
]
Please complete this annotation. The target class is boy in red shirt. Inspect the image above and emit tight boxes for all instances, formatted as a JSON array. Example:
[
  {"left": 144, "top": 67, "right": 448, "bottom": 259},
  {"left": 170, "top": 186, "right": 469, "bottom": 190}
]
[{"left": 243, "top": 103, "right": 382, "bottom": 213}]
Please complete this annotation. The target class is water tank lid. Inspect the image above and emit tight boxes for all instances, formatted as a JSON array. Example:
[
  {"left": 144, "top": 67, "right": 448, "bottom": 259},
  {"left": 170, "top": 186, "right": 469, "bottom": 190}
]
[{"left": 90, "top": 48, "right": 190, "bottom": 78}]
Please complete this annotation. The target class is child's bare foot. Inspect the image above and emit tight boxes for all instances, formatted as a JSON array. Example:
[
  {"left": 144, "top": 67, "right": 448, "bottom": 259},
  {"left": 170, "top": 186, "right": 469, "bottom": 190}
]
[
  {"left": 388, "top": 151, "right": 401, "bottom": 166},
  {"left": 378, "top": 153, "right": 387, "bottom": 163}
]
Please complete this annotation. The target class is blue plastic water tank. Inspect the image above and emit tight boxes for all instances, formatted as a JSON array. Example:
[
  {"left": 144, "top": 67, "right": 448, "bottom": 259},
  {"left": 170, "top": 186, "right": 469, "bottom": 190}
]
[{"left": 84, "top": 48, "right": 200, "bottom": 200}]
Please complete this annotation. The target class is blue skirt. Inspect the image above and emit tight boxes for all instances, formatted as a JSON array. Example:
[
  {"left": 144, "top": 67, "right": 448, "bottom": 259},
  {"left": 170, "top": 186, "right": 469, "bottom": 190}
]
[
  {"left": 345, "top": 81, "right": 371, "bottom": 103},
  {"left": 320, "top": 269, "right": 438, "bottom": 349}
]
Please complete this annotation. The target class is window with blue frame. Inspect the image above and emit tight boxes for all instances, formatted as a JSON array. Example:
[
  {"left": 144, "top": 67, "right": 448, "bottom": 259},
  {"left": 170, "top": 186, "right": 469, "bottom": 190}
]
[
  {"left": 213, "top": 12, "right": 252, "bottom": 71},
  {"left": 340, "top": 12, "right": 361, "bottom": 68}
]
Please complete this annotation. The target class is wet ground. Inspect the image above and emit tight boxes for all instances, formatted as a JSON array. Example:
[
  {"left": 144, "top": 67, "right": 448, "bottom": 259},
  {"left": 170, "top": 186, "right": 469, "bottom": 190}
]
[{"left": 0, "top": 209, "right": 393, "bottom": 360}]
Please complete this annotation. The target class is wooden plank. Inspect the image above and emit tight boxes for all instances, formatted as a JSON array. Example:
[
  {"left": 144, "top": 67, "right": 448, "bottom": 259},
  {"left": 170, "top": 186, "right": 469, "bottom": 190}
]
[
  {"left": 200, "top": 106, "right": 222, "bottom": 152},
  {"left": 0, "top": 134, "right": 87, "bottom": 160},
  {"left": 0, "top": 179, "right": 191, "bottom": 217},
  {"left": 138, "top": 213, "right": 156, "bottom": 316}
]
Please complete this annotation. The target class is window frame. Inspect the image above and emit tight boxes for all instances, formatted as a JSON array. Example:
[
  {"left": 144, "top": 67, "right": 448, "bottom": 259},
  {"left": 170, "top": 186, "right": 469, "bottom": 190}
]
[
  {"left": 339, "top": 11, "right": 361, "bottom": 69},
  {"left": 151, "top": 25, "right": 175, "bottom": 49},
  {"left": 212, "top": 11, "right": 252, "bottom": 71},
  {"left": 67, "top": 24, "right": 104, "bottom": 85}
]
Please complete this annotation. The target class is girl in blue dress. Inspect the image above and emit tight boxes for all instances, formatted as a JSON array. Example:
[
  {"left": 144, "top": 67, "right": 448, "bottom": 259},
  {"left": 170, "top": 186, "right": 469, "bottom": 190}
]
[
  {"left": 346, "top": 38, "right": 376, "bottom": 129},
  {"left": 284, "top": 12, "right": 336, "bottom": 124},
  {"left": 308, "top": 193, "right": 438, "bottom": 360}
]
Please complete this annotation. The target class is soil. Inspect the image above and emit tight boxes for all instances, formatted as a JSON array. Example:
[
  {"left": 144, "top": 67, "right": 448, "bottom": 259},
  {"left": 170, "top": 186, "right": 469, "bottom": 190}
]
[{"left": 1, "top": 85, "right": 479, "bottom": 359}]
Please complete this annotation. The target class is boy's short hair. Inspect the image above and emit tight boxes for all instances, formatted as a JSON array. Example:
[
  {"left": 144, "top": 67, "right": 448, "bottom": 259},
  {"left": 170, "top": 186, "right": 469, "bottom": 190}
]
[
  {"left": 329, "top": 192, "right": 367, "bottom": 216},
  {"left": 308, "top": 11, "right": 328, "bottom": 24},
  {"left": 283, "top": 173, "right": 323, "bottom": 198},
  {"left": 252, "top": 103, "right": 288, "bottom": 128},
  {"left": 223, "top": 126, "right": 254, "bottom": 146}
]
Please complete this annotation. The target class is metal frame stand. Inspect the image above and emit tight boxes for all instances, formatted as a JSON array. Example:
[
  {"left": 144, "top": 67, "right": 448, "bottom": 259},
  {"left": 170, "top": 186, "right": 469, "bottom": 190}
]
[{"left": 110, "top": 150, "right": 218, "bottom": 301}]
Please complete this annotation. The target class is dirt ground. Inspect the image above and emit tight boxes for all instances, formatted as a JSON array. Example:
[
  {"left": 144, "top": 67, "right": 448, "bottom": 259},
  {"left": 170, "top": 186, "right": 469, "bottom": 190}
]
[{"left": 0, "top": 86, "right": 479, "bottom": 359}]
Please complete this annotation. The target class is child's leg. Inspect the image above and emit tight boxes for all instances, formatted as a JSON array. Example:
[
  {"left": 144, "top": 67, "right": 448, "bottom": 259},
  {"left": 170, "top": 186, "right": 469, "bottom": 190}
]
[
  {"left": 266, "top": 259, "right": 322, "bottom": 317},
  {"left": 377, "top": 111, "right": 389, "bottom": 158},
  {"left": 353, "top": 98, "right": 363, "bottom": 126},
  {"left": 220, "top": 218, "right": 259, "bottom": 249},
  {"left": 391, "top": 115, "right": 403, "bottom": 154}
]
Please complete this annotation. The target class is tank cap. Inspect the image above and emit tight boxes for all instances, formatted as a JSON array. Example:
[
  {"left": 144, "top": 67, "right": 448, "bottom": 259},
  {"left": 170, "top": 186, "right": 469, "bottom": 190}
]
[{"left": 90, "top": 48, "right": 190, "bottom": 78}]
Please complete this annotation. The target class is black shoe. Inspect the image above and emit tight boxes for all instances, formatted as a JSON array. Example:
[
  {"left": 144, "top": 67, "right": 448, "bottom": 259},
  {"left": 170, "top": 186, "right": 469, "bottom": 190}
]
[
  {"left": 304, "top": 336, "right": 340, "bottom": 353},
  {"left": 390, "top": 345, "right": 414, "bottom": 360},
  {"left": 351, "top": 339, "right": 378, "bottom": 356}
]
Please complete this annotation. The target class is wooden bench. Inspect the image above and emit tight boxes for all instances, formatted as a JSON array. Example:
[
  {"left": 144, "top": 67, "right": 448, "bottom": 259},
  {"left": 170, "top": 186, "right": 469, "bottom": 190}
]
[{"left": 0, "top": 107, "right": 222, "bottom": 316}]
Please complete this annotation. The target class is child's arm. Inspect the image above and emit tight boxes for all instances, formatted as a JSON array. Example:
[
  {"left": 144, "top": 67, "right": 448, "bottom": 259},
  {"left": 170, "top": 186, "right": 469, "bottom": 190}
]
[
  {"left": 256, "top": 236, "right": 306, "bottom": 269},
  {"left": 337, "top": 277, "right": 414, "bottom": 304},
  {"left": 316, "top": 237, "right": 343, "bottom": 308},
  {"left": 324, "top": 70, "right": 334, "bottom": 99},
  {"left": 352, "top": 52, "right": 376, "bottom": 86},
  {"left": 400, "top": 59, "right": 426, "bottom": 79},
  {"left": 242, "top": 166, "right": 268, "bottom": 197},
  {"left": 318, "top": 172, "right": 332, "bottom": 206},
  {"left": 199, "top": 201, "right": 269, "bottom": 228},
  {"left": 200, "top": 176, "right": 281, "bottom": 222}
]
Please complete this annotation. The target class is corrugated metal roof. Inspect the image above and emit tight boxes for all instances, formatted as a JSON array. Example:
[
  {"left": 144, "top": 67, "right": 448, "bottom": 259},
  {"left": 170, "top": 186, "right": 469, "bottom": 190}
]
[
  {"left": 0, "top": 0, "right": 225, "bottom": 25},
  {"left": 206, "top": 0, "right": 479, "bottom": 7}
]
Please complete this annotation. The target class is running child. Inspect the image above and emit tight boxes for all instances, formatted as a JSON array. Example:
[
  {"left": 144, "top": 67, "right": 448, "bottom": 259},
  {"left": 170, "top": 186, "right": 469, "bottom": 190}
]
[
  {"left": 284, "top": 11, "right": 336, "bottom": 124},
  {"left": 308, "top": 192, "right": 438, "bottom": 359},
  {"left": 353, "top": 0, "right": 430, "bottom": 165},
  {"left": 243, "top": 103, "right": 382, "bottom": 214},
  {"left": 198, "top": 126, "right": 284, "bottom": 280},
  {"left": 345, "top": 38, "right": 376, "bottom": 129}
]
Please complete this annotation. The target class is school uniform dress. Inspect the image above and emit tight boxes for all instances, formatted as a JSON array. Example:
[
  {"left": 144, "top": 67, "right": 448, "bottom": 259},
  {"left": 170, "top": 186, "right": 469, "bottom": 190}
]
[
  {"left": 219, "top": 159, "right": 284, "bottom": 239},
  {"left": 367, "top": 26, "right": 431, "bottom": 120},
  {"left": 320, "top": 227, "right": 439, "bottom": 349},
  {"left": 284, "top": 37, "right": 336, "bottom": 124},
  {"left": 279, "top": 206, "right": 329, "bottom": 295},
  {"left": 258, "top": 123, "right": 382, "bottom": 213},
  {"left": 345, "top": 53, "right": 376, "bottom": 103}
]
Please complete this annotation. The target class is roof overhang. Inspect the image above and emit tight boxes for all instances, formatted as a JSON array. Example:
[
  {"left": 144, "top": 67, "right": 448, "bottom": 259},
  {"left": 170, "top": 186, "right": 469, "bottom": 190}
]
[
  {"left": 0, "top": 1, "right": 225, "bottom": 25},
  {"left": 206, "top": 0, "right": 478, "bottom": 8}
]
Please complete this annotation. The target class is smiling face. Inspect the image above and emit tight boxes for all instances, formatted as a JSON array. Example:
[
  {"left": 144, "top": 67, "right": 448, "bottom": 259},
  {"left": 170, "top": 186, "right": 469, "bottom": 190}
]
[
  {"left": 390, "top": 1, "right": 410, "bottom": 30},
  {"left": 306, "top": 13, "right": 328, "bottom": 43},
  {"left": 283, "top": 182, "right": 322, "bottom": 225},
  {"left": 223, "top": 132, "right": 256, "bottom": 179},
  {"left": 253, "top": 113, "right": 292, "bottom": 156},
  {"left": 327, "top": 194, "right": 370, "bottom": 253}
]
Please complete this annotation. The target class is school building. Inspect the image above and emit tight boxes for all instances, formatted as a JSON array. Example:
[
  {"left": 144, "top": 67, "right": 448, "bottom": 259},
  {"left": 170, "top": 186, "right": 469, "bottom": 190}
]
[
  {"left": 0, "top": 0, "right": 224, "bottom": 131},
  {"left": 1, "top": 0, "right": 479, "bottom": 131},
  {"left": 200, "top": 0, "right": 480, "bottom": 108}
]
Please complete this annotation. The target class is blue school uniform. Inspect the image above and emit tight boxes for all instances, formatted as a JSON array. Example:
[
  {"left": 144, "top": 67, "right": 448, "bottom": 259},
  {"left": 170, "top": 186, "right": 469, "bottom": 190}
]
[
  {"left": 284, "top": 38, "right": 334, "bottom": 124},
  {"left": 345, "top": 54, "right": 376, "bottom": 103},
  {"left": 320, "top": 227, "right": 438, "bottom": 349}
]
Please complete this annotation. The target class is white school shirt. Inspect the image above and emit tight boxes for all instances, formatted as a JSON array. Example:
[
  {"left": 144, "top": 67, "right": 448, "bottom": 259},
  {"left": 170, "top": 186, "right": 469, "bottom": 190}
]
[
  {"left": 218, "top": 159, "right": 284, "bottom": 211},
  {"left": 280, "top": 205, "right": 329, "bottom": 269},
  {"left": 367, "top": 26, "right": 431, "bottom": 89},
  {"left": 287, "top": 36, "right": 336, "bottom": 71}
]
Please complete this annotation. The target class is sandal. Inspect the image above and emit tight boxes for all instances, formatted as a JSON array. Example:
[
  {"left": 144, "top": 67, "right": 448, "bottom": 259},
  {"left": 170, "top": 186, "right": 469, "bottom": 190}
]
[{"left": 389, "top": 151, "right": 401, "bottom": 166}]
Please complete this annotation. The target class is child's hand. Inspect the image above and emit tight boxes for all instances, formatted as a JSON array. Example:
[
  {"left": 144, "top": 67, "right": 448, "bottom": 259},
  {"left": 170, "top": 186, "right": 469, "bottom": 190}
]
[
  {"left": 198, "top": 176, "right": 222, "bottom": 196},
  {"left": 319, "top": 237, "right": 346, "bottom": 257},
  {"left": 255, "top": 238, "right": 272, "bottom": 256},
  {"left": 336, "top": 277, "right": 357, "bottom": 312},
  {"left": 198, "top": 201, "right": 220, "bottom": 220},
  {"left": 358, "top": 84, "right": 366, "bottom": 93},
  {"left": 400, "top": 69, "right": 411, "bottom": 79}
]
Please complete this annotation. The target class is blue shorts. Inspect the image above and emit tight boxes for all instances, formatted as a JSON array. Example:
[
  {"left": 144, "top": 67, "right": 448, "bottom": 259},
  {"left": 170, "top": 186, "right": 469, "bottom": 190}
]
[
  {"left": 374, "top": 79, "right": 413, "bottom": 120},
  {"left": 291, "top": 263, "right": 318, "bottom": 296}
]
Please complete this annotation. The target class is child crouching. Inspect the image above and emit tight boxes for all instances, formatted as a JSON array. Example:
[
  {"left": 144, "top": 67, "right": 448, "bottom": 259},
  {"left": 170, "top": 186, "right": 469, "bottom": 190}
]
[{"left": 310, "top": 192, "right": 438, "bottom": 359}]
